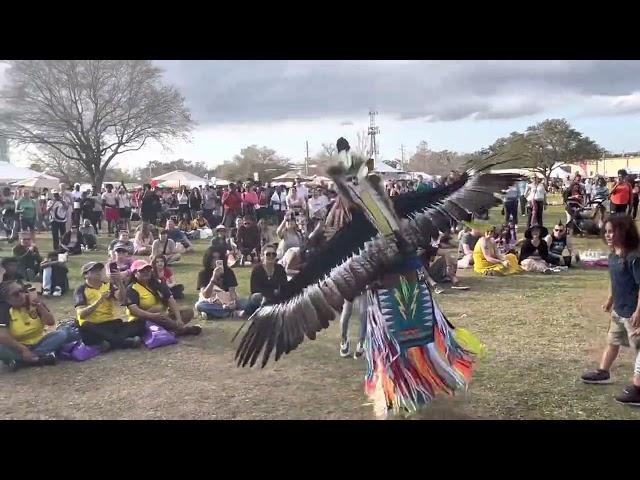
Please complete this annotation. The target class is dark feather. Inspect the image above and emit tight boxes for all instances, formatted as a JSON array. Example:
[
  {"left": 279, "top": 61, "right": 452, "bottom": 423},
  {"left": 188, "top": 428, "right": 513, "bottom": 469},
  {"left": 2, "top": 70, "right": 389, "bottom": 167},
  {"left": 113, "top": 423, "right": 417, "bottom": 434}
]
[{"left": 392, "top": 173, "right": 469, "bottom": 218}]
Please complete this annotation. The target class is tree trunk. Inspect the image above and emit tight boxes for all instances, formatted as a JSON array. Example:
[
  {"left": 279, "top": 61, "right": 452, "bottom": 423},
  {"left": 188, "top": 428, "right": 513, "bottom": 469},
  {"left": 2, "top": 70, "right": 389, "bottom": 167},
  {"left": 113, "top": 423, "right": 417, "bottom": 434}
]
[{"left": 93, "top": 168, "right": 106, "bottom": 191}]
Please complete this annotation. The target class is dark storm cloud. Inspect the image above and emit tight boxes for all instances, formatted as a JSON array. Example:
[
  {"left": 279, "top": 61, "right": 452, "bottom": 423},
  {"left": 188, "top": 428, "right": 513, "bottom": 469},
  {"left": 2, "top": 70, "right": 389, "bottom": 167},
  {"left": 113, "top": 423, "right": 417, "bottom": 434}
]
[{"left": 156, "top": 60, "right": 640, "bottom": 125}]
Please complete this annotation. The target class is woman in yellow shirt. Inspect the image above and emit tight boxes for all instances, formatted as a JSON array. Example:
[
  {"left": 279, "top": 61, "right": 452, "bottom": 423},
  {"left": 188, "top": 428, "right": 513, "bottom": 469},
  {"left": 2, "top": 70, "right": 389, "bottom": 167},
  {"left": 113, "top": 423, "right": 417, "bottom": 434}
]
[
  {"left": 0, "top": 281, "right": 78, "bottom": 371},
  {"left": 473, "top": 225, "right": 521, "bottom": 276}
]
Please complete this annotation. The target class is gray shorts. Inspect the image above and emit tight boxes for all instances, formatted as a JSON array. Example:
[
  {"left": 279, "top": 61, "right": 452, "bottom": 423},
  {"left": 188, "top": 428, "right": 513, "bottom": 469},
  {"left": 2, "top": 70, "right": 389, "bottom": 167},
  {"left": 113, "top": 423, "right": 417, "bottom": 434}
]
[{"left": 608, "top": 310, "right": 640, "bottom": 350}]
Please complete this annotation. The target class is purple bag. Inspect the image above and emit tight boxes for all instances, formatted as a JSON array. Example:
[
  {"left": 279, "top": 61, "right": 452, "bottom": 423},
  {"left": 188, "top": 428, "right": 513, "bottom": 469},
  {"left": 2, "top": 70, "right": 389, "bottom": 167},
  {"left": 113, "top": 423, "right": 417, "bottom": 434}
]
[
  {"left": 59, "top": 341, "right": 101, "bottom": 362},
  {"left": 143, "top": 321, "right": 177, "bottom": 349}
]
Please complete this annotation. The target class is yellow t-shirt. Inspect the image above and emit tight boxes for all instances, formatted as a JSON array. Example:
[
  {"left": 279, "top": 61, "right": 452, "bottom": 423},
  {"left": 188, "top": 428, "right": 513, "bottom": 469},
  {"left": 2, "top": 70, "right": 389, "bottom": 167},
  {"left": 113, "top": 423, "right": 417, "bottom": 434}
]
[
  {"left": 74, "top": 282, "right": 117, "bottom": 326},
  {"left": 125, "top": 282, "right": 170, "bottom": 321},
  {"left": 8, "top": 307, "right": 45, "bottom": 346}
]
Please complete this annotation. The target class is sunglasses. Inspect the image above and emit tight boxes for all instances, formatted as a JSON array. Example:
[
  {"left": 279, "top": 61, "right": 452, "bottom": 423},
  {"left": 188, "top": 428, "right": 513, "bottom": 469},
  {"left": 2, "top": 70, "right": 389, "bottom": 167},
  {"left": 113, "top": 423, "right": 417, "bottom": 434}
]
[
  {"left": 265, "top": 252, "right": 277, "bottom": 258},
  {"left": 554, "top": 228, "right": 564, "bottom": 232}
]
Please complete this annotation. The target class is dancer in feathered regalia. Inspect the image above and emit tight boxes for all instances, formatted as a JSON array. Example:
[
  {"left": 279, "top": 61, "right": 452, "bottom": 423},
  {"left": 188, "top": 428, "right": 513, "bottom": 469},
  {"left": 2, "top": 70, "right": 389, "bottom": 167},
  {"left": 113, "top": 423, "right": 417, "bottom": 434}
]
[{"left": 235, "top": 137, "right": 519, "bottom": 418}]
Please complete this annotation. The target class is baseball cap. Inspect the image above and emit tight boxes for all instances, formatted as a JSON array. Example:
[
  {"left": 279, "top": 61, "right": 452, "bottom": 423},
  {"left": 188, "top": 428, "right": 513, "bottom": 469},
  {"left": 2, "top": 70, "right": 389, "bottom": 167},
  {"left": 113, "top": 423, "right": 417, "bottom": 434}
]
[
  {"left": 130, "top": 259, "right": 152, "bottom": 272},
  {"left": 215, "top": 225, "right": 226, "bottom": 230},
  {"left": 81, "top": 262, "right": 104, "bottom": 275},
  {"left": 114, "top": 245, "right": 128, "bottom": 253}
]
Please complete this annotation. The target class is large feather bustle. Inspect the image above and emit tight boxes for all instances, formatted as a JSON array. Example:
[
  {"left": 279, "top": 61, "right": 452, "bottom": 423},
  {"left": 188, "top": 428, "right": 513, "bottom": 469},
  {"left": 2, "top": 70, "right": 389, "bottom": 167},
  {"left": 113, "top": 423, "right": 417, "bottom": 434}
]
[{"left": 235, "top": 173, "right": 522, "bottom": 368}]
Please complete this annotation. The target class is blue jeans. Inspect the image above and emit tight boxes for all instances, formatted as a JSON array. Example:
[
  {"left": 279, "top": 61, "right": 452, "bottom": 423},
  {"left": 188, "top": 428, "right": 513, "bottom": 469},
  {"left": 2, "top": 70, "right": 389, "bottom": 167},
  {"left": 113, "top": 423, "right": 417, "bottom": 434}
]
[
  {"left": 0, "top": 325, "right": 79, "bottom": 365},
  {"left": 196, "top": 294, "right": 262, "bottom": 319},
  {"left": 340, "top": 296, "right": 367, "bottom": 346}
]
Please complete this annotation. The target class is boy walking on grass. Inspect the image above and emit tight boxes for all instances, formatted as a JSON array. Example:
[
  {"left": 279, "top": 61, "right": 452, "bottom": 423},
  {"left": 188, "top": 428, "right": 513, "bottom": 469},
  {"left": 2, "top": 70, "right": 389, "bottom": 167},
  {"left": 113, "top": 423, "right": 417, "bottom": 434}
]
[{"left": 581, "top": 215, "right": 640, "bottom": 406}]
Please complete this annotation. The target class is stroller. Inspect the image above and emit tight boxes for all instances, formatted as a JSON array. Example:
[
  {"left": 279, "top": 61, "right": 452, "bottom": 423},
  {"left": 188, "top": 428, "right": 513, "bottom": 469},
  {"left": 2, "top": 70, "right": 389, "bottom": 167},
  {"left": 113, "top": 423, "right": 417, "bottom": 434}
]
[{"left": 564, "top": 189, "right": 608, "bottom": 236}]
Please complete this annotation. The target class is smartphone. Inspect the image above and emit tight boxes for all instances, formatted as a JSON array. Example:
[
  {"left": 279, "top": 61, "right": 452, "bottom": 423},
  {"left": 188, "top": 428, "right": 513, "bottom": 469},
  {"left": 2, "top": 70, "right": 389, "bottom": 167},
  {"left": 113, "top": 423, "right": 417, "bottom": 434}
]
[
  {"left": 215, "top": 260, "right": 224, "bottom": 269},
  {"left": 109, "top": 262, "right": 119, "bottom": 274}
]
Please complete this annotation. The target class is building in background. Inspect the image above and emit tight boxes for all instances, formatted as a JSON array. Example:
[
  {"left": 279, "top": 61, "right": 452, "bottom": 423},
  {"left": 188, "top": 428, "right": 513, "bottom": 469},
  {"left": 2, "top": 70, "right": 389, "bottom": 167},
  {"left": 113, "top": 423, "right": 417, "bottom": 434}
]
[{"left": 569, "top": 154, "right": 640, "bottom": 178}]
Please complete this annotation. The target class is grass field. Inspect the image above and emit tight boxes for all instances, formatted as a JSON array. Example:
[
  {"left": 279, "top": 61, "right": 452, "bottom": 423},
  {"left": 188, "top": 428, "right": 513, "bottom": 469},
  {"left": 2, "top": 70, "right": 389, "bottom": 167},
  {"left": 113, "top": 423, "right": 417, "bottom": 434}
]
[{"left": 1, "top": 204, "right": 639, "bottom": 420}]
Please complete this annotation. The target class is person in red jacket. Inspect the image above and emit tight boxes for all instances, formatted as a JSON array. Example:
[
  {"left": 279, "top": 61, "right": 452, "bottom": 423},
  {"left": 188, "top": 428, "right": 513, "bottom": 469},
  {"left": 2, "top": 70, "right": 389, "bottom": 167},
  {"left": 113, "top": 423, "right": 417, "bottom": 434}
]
[
  {"left": 221, "top": 183, "right": 242, "bottom": 229},
  {"left": 610, "top": 169, "right": 632, "bottom": 215}
]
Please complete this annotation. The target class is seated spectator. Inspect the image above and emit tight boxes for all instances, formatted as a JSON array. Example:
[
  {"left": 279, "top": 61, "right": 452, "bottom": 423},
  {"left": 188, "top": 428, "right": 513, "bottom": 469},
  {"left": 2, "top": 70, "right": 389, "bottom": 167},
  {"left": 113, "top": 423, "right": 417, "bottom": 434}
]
[
  {"left": 196, "top": 248, "right": 258, "bottom": 319},
  {"left": 151, "top": 255, "right": 184, "bottom": 299},
  {"left": 544, "top": 221, "right": 574, "bottom": 267},
  {"left": 457, "top": 226, "right": 482, "bottom": 269},
  {"left": 12, "top": 232, "right": 42, "bottom": 281},
  {"left": 1, "top": 257, "right": 24, "bottom": 284},
  {"left": 257, "top": 218, "right": 278, "bottom": 250},
  {"left": 74, "top": 261, "right": 146, "bottom": 351},
  {"left": 308, "top": 188, "right": 329, "bottom": 218},
  {"left": 250, "top": 243, "right": 288, "bottom": 305},
  {"left": 519, "top": 225, "right": 562, "bottom": 273},
  {"left": 133, "top": 222, "right": 154, "bottom": 256},
  {"left": 110, "top": 246, "right": 133, "bottom": 282},
  {"left": 40, "top": 252, "right": 69, "bottom": 297},
  {"left": 236, "top": 215, "right": 261, "bottom": 266},
  {"left": 496, "top": 222, "right": 518, "bottom": 256},
  {"left": 79, "top": 219, "right": 97, "bottom": 251},
  {"left": 473, "top": 225, "right": 522, "bottom": 276},
  {"left": 0, "top": 281, "right": 78, "bottom": 371},
  {"left": 135, "top": 221, "right": 159, "bottom": 241},
  {"left": 165, "top": 219, "right": 193, "bottom": 252},
  {"left": 210, "top": 224, "right": 238, "bottom": 264},
  {"left": 276, "top": 211, "right": 304, "bottom": 259},
  {"left": 420, "top": 240, "right": 468, "bottom": 293},
  {"left": 108, "top": 230, "right": 135, "bottom": 259},
  {"left": 59, "top": 224, "right": 85, "bottom": 255},
  {"left": 177, "top": 214, "right": 198, "bottom": 240},
  {"left": 125, "top": 260, "right": 201, "bottom": 336},
  {"left": 151, "top": 229, "right": 182, "bottom": 265},
  {"left": 191, "top": 211, "right": 213, "bottom": 239}
]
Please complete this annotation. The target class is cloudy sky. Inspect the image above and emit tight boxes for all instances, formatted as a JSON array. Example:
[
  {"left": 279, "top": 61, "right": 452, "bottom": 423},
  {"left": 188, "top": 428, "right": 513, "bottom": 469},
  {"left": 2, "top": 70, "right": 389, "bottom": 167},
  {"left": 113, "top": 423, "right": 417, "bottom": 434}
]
[{"left": 6, "top": 60, "right": 640, "bottom": 169}]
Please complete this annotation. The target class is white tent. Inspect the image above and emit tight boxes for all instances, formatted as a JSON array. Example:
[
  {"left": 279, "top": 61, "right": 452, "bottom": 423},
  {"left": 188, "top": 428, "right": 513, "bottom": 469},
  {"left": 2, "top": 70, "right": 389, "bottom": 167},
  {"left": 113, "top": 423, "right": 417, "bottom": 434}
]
[
  {"left": 12, "top": 174, "right": 60, "bottom": 189},
  {"left": 272, "top": 170, "right": 312, "bottom": 182},
  {"left": 0, "top": 162, "right": 51, "bottom": 184},
  {"left": 152, "top": 170, "right": 209, "bottom": 188}
]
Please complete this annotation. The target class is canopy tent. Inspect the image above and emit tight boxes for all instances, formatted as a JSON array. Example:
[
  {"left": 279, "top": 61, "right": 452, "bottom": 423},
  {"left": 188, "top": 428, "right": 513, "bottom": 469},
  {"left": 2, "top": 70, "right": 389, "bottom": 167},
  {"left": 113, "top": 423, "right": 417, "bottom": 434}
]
[
  {"left": 0, "top": 162, "right": 52, "bottom": 184},
  {"left": 271, "top": 171, "right": 312, "bottom": 182},
  {"left": 152, "top": 170, "right": 209, "bottom": 188},
  {"left": 12, "top": 174, "right": 60, "bottom": 190},
  {"left": 407, "top": 171, "right": 434, "bottom": 181},
  {"left": 305, "top": 175, "right": 333, "bottom": 187},
  {"left": 489, "top": 168, "right": 544, "bottom": 179}
]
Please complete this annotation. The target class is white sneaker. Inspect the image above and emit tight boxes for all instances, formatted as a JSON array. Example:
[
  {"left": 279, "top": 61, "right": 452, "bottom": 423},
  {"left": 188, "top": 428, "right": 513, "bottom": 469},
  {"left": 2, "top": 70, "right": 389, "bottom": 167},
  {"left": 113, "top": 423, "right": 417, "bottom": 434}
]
[
  {"left": 200, "top": 311, "right": 209, "bottom": 320},
  {"left": 339, "top": 340, "right": 350, "bottom": 358},
  {"left": 52, "top": 287, "right": 62, "bottom": 297}
]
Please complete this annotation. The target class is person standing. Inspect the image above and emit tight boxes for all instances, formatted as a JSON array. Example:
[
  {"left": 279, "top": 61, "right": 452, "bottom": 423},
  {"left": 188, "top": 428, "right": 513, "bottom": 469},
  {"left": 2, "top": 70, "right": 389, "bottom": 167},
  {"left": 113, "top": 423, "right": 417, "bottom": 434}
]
[
  {"left": 14, "top": 189, "right": 36, "bottom": 233},
  {"left": 71, "top": 183, "right": 83, "bottom": 227},
  {"left": 524, "top": 176, "right": 546, "bottom": 228},
  {"left": 221, "top": 183, "right": 242, "bottom": 229},
  {"left": 631, "top": 179, "right": 640, "bottom": 220},
  {"left": 89, "top": 187, "right": 103, "bottom": 234},
  {"left": 270, "top": 185, "right": 286, "bottom": 223},
  {"left": 189, "top": 187, "right": 203, "bottom": 220},
  {"left": 58, "top": 183, "right": 74, "bottom": 232},
  {"left": 581, "top": 215, "right": 640, "bottom": 406},
  {"left": 102, "top": 184, "right": 120, "bottom": 234},
  {"left": 517, "top": 178, "right": 528, "bottom": 217},
  {"left": 202, "top": 185, "right": 218, "bottom": 226},
  {"left": 47, "top": 191, "right": 68, "bottom": 251},
  {"left": 117, "top": 184, "right": 132, "bottom": 232},
  {"left": 503, "top": 184, "right": 519, "bottom": 225},
  {"left": 609, "top": 169, "right": 632, "bottom": 215}
]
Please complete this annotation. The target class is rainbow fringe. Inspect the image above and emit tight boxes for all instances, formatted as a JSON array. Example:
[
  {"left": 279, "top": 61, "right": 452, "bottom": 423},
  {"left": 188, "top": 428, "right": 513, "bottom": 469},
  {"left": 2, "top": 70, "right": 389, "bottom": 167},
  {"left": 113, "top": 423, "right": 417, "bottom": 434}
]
[{"left": 363, "top": 278, "right": 480, "bottom": 419}]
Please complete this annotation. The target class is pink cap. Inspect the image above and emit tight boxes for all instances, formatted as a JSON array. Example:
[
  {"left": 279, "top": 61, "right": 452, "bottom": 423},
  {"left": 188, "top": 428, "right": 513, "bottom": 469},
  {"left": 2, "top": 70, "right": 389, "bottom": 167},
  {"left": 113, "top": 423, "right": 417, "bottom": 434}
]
[{"left": 130, "top": 259, "right": 151, "bottom": 272}]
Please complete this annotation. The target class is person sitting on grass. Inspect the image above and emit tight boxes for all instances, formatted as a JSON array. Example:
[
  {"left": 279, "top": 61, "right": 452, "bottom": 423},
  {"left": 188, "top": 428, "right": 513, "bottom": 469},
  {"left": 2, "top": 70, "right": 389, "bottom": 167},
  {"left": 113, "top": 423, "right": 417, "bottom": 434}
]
[
  {"left": 544, "top": 221, "right": 574, "bottom": 267},
  {"left": 581, "top": 215, "right": 640, "bottom": 406},
  {"left": 134, "top": 220, "right": 159, "bottom": 241},
  {"left": 191, "top": 211, "right": 213, "bottom": 239},
  {"left": 210, "top": 224, "right": 238, "bottom": 264},
  {"left": 40, "top": 251, "right": 69, "bottom": 297},
  {"left": 0, "top": 280, "right": 79, "bottom": 372},
  {"left": 59, "top": 224, "right": 85, "bottom": 255},
  {"left": 74, "top": 261, "right": 147, "bottom": 352},
  {"left": 518, "top": 225, "right": 561, "bottom": 273},
  {"left": 1, "top": 257, "right": 25, "bottom": 284},
  {"left": 236, "top": 215, "right": 261, "bottom": 266},
  {"left": 195, "top": 248, "right": 255, "bottom": 319},
  {"left": 12, "top": 231, "right": 42, "bottom": 282},
  {"left": 110, "top": 246, "right": 133, "bottom": 283},
  {"left": 133, "top": 221, "right": 154, "bottom": 256},
  {"left": 249, "top": 243, "right": 288, "bottom": 306},
  {"left": 177, "top": 214, "right": 198, "bottom": 240},
  {"left": 472, "top": 224, "right": 521, "bottom": 276},
  {"left": 419, "top": 240, "right": 468, "bottom": 294},
  {"left": 108, "top": 230, "right": 135, "bottom": 259},
  {"left": 165, "top": 219, "right": 193, "bottom": 253},
  {"left": 151, "top": 229, "right": 182, "bottom": 265},
  {"left": 151, "top": 255, "right": 184, "bottom": 300},
  {"left": 125, "top": 260, "right": 201, "bottom": 336},
  {"left": 78, "top": 219, "right": 97, "bottom": 251},
  {"left": 457, "top": 225, "right": 482, "bottom": 269}
]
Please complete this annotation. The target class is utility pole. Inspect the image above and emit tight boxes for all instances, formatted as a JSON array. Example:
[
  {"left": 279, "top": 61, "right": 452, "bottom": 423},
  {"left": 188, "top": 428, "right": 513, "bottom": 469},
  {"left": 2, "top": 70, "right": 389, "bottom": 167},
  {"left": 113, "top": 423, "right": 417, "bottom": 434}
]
[
  {"left": 367, "top": 110, "right": 380, "bottom": 163},
  {"left": 399, "top": 144, "right": 405, "bottom": 171},
  {"left": 305, "top": 141, "right": 310, "bottom": 176}
]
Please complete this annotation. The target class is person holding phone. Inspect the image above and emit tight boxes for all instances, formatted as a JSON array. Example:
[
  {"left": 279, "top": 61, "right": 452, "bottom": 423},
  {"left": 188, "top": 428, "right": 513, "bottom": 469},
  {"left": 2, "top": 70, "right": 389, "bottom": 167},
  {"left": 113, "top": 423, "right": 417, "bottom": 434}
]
[
  {"left": 74, "top": 261, "right": 146, "bottom": 351},
  {"left": 195, "top": 247, "right": 255, "bottom": 319},
  {"left": 125, "top": 260, "right": 201, "bottom": 336},
  {"left": 0, "top": 281, "right": 79, "bottom": 371}
]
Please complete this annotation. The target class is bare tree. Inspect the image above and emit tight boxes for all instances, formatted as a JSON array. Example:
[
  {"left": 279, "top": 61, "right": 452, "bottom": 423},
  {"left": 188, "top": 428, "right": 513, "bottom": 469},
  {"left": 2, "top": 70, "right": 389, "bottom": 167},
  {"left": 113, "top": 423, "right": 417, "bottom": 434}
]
[
  {"left": 0, "top": 60, "right": 193, "bottom": 188},
  {"left": 354, "top": 130, "right": 370, "bottom": 158},
  {"left": 321, "top": 142, "right": 336, "bottom": 157}
]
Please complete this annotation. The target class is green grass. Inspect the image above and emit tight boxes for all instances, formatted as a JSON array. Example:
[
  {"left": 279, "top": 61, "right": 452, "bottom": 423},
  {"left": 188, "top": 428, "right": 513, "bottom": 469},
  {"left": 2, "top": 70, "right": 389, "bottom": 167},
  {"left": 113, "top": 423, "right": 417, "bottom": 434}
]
[{"left": 1, "top": 209, "right": 639, "bottom": 420}]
